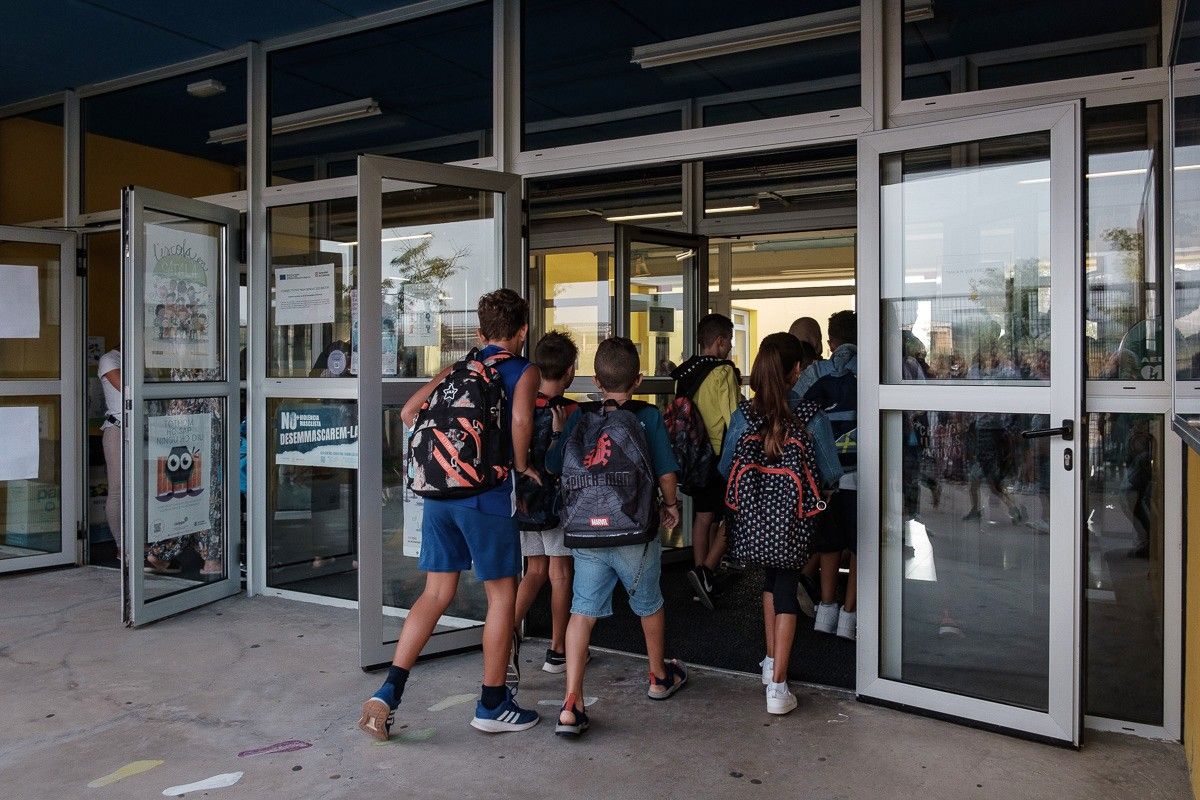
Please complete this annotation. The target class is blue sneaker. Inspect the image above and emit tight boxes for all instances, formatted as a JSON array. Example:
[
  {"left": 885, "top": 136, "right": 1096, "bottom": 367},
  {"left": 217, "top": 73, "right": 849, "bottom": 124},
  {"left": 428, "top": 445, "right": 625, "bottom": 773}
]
[{"left": 469, "top": 687, "right": 539, "bottom": 733}]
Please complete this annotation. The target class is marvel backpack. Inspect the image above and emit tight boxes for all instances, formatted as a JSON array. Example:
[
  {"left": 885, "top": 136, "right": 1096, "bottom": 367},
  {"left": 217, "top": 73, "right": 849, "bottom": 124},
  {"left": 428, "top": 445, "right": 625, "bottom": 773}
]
[
  {"left": 408, "top": 348, "right": 511, "bottom": 499},
  {"left": 559, "top": 400, "right": 657, "bottom": 548},
  {"left": 724, "top": 399, "right": 828, "bottom": 569},
  {"left": 516, "top": 393, "right": 576, "bottom": 531}
]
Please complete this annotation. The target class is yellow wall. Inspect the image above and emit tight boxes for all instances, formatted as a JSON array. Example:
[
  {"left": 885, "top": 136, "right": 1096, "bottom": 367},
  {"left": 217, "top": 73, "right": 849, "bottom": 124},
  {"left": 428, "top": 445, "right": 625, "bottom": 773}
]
[
  {"left": 82, "top": 131, "right": 241, "bottom": 213},
  {"left": 0, "top": 117, "right": 64, "bottom": 224},
  {"left": 1186, "top": 449, "right": 1200, "bottom": 799}
]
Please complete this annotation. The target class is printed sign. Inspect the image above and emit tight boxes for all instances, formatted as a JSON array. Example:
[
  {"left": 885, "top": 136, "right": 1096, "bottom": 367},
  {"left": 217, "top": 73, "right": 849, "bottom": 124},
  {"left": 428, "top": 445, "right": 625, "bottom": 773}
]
[
  {"left": 143, "top": 227, "right": 219, "bottom": 370},
  {"left": 275, "top": 403, "right": 358, "bottom": 470},
  {"left": 400, "top": 284, "right": 440, "bottom": 347},
  {"left": 0, "top": 264, "right": 39, "bottom": 339},
  {"left": 274, "top": 264, "right": 335, "bottom": 326},
  {"left": 648, "top": 306, "right": 674, "bottom": 333},
  {"left": 146, "top": 412, "right": 212, "bottom": 543}
]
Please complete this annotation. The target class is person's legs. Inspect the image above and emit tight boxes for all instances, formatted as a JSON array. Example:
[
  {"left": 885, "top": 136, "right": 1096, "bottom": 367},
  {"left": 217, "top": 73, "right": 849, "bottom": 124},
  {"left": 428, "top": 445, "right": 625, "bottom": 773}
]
[
  {"left": 392, "top": 571, "right": 462, "bottom": 669},
  {"left": 102, "top": 426, "right": 122, "bottom": 560},
  {"left": 547, "top": 555, "right": 573, "bottom": 653},
  {"left": 514, "top": 555, "right": 548, "bottom": 631},
  {"left": 702, "top": 519, "right": 726, "bottom": 572},
  {"left": 641, "top": 608, "right": 668, "bottom": 680},
  {"left": 818, "top": 551, "right": 840, "bottom": 604},
  {"left": 558, "top": 612, "right": 596, "bottom": 729},
  {"left": 481, "top": 576, "right": 518, "bottom": 688},
  {"left": 843, "top": 553, "right": 858, "bottom": 614},
  {"left": 558, "top": 547, "right": 615, "bottom": 732},
  {"left": 691, "top": 510, "right": 715, "bottom": 568},
  {"left": 765, "top": 568, "right": 800, "bottom": 714}
]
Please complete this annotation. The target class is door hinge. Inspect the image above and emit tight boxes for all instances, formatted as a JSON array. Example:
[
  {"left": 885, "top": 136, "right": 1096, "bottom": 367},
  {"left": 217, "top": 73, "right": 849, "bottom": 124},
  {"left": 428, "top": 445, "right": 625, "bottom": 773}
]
[{"left": 76, "top": 248, "right": 88, "bottom": 277}]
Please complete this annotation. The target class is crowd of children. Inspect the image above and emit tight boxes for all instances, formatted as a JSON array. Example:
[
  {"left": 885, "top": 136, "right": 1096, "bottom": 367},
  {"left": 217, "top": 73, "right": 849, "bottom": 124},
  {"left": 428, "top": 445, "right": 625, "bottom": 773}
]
[{"left": 358, "top": 289, "right": 858, "bottom": 741}]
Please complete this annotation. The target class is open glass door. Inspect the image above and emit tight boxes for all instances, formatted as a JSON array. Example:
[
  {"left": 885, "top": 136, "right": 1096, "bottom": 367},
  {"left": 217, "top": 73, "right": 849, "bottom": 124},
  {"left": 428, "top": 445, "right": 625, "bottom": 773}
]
[
  {"left": 121, "top": 188, "right": 241, "bottom": 626},
  {"left": 0, "top": 226, "right": 77, "bottom": 574},
  {"left": 856, "top": 104, "right": 1083, "bottom": 742},
  {"left": 614, "top": 225, "right": 707, "bottom": 554},
  {"left": 357, "top": 155, "right": 522, "bottom": 668}
]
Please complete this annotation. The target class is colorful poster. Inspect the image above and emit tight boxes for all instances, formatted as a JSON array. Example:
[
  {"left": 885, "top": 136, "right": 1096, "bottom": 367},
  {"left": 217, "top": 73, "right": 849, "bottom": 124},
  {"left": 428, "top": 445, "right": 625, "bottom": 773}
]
[
  {"left": 143, "top": 227, "right": 219, "bottom": 370},
  {"left": 146, "top": 412, "right": 212, "bottom": 543},
  {"left": 0, "top": 264, "right": 39, "bottom": 339},
  {"left": 274, "top": 264, "right": 335, "bottom": 326},
  {"left": 401, "top": 284, "right": 440, "bottom": 347},
  {"left": 275, "top": 403, "right": 358, "bottom": 470}
]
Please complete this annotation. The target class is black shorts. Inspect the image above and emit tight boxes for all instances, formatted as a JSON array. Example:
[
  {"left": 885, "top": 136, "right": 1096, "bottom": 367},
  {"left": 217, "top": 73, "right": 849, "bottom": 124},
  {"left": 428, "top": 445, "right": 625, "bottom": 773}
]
[
  {"left": 812, "top": 489, "right": 857, "bottom": 554},
  {"left": 688, "top": 470, "right": 728, "bottom": 515}
]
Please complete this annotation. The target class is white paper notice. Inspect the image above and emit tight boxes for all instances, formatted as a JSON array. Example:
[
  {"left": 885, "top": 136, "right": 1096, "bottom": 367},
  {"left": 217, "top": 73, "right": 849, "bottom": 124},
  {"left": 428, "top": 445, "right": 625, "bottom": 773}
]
[
  {"left": 274, "top": 264, "right": 335, "bottom": 326},
  {"left": 0, "top": 265, "right": 40, "bottom": 339},
  {"left": 0, "top": 406, "right": 39, "bottom": 481}
]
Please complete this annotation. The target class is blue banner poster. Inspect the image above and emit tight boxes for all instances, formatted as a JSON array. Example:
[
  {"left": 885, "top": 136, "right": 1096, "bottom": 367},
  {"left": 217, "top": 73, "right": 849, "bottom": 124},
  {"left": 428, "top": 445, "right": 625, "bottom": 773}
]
[{"left": 275, "top": 403, "right": 358, "bottom": 470}]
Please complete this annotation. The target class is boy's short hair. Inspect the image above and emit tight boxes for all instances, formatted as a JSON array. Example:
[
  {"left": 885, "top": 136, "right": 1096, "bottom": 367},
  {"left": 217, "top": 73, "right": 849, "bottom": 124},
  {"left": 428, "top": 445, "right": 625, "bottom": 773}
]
[
  {"left": 828, "top": 309, "right": 856, "bottom": 346},
  {"left": 535, "top": 331, "right": 578, "bottom": 381},
  {"left": 594, "top": 337, "right": 640, "bottom": 393},
  {"left": 477, "top": 288, "right": 528, "bottom": 341},
  {"left": 697, "top": 313, "right": 734, "bottom": 348}
]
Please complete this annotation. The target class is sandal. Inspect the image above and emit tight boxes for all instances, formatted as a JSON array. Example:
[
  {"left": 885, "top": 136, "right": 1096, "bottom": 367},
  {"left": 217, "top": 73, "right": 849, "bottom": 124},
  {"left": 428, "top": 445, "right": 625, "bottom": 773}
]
[
  {"left": 554, "top": 694, "right": 589, "bottom": 738},
  {"left": 647, "top": 659, "right": 688, "bottom": 700}
]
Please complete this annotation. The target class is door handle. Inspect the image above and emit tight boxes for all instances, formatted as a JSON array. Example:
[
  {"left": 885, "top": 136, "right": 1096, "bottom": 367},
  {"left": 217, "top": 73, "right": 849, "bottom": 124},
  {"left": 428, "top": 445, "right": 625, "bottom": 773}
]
[{"left": 1020, "top": 419, "right": 1074, "bottom": 441}]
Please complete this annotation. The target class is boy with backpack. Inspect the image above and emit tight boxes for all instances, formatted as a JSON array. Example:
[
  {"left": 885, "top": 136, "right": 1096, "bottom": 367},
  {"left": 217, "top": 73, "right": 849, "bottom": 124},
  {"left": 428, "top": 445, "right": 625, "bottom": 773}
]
[
  {"left": 796, "top": 309, "right": 859, "bottom": 641},
  {"left": 668, "top": 313, "right": 741, "bottom": 610},
  {"left": 546, "top": 337, "right": 686, "bottom": 737},
  {"left": 357, "top": 289, "right": 542, "bottom": 741},
  {"left": 513, "top": 331, "right": 580, "bottom": 674}
]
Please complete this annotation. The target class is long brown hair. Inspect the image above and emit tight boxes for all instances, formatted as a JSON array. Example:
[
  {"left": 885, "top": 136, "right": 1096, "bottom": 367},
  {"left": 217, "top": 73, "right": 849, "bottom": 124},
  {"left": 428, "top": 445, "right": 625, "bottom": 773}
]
[{"left": 750, "top": 332, "right": 804, "bottom": 461}]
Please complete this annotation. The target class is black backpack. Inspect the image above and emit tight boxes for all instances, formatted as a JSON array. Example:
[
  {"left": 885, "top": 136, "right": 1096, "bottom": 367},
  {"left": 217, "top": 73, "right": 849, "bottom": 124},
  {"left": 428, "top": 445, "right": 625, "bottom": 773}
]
[
  {"left": 516, "top": 394, "right": 576, "bottom": 531},
  {"left": 559, "top": 400, "right": 657, "bottom": 549},
  {"left": 666, "top": 357, "right": 737, "bottom": 495},
  {"left": 724, "top": 399, "right": 828, "bottom": 569},
  {"left": 408, "top": 348, "right": 511, "bottom": 499}
]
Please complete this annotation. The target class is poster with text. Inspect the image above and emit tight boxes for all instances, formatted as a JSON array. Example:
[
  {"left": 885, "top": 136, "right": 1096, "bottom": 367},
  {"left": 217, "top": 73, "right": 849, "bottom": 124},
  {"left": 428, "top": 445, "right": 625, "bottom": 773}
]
[
  {"left": 400, "top": 283, "right": 440, "bottom": 347},
  {"left": 275, "top": 402, "right": 358, "bottom": 470},
  {"left": 146, "top": 412, "right": 212, "bottom": 543},
  {"left": 274, "top": 264, "right": 335, "bottom": 326},
  {"left": 143, "top": 226, "right": 220, "bottom": 370}
]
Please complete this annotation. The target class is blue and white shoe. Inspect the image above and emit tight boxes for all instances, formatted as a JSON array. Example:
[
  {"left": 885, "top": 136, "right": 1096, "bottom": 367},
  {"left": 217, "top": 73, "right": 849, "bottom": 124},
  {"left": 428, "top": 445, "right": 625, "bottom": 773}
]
[
  {"left": 358, "top": 694, "right": 396, "bottom": 742},
  {"left": 470, "top": 687, "right": 540, "bottom": 733}
]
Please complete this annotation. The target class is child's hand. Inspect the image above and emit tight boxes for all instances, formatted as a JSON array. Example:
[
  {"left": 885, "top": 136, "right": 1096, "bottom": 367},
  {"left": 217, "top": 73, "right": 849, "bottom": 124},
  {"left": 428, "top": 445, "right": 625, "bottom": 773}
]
[
  {"left": 551, "top": 405, "right": 569, "bottom": 433},
  {"left": 518, "top": 466, "right": 543, "bottom": 486},
  {"left": 660, "top": 501, "right": 680, "bottom": 529}
]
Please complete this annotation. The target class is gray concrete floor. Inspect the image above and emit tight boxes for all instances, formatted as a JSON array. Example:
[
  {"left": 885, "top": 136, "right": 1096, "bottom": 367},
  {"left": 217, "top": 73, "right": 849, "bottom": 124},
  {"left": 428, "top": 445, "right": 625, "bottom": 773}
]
[{"left": 0, "top": 566, "right": 1189, "bottom": 800}]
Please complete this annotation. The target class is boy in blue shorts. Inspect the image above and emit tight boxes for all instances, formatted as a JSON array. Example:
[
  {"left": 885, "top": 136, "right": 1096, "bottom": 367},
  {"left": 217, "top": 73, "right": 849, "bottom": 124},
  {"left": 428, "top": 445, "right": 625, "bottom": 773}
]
[
  {"left": 545, "top": 337, "right": 687, "bottom": 738},
  {"left": 358, "top": 289, "right": 542, "bottom": 740}
]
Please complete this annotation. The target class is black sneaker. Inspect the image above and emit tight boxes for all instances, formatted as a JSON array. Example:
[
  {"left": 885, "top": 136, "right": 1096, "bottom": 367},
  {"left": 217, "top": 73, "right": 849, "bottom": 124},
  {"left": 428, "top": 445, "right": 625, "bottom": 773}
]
[
  {"left": 506, "top": 630, "right": 521, "bottom": 696},
  {"left": 543, "top": 648, "right": 566, "bottom": 674},
  {"left": 687, "top": 567, "right": 715, "bottom": 611}
]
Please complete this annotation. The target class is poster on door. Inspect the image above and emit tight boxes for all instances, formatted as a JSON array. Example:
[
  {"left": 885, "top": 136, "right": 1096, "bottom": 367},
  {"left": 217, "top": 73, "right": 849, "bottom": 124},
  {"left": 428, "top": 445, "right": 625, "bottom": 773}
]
[
  {"left": 144, "top": 226, "right": 220, "bottom": 370},
  {"left": 400, "top": 284, "right": 440, "bottom": 347},
  {"left": 146, "top": 412, "right": 212, "bottom": 543},
  {"left": 275, "top": 402, "right": 358, "bottom": 470}
]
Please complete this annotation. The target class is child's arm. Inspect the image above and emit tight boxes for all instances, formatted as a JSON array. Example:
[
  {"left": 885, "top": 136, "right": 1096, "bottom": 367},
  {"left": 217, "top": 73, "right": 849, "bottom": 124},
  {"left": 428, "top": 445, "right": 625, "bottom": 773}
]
[
  {"left": 510, "top": 364, "right": 542, "bottom": 479},
  {"left": 658, "top": 472, "right": 680, "bottom": 529},
  {"left": 544, "top": 409, "right": 580, "bottom": 475},
  {"left": 401, "top": 365, "right": 454, "bottom": 427}
]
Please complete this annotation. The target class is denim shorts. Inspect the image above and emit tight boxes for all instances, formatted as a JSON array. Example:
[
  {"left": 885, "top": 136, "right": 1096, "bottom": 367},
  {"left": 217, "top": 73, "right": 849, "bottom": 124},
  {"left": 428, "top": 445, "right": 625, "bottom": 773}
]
[
  {"left": 570, "top": 538, "right": 663, "bottom": 619},
  {"left": 419, "top": 500, "right": 521, "bottom": 581}
]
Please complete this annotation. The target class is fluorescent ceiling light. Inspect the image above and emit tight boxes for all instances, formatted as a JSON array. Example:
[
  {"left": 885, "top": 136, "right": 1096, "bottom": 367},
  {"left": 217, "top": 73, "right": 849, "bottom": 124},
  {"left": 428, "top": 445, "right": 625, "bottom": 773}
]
[
  {"left": 1020, "top": 167, "right": 1150, "bottom": 185},
  {"left": 631, "top": 1, "right": 933, "bottom": 68},
  {"left": 675, "top": 249, "right": 696, "bottom": 261},
  {"left": 605, "top": 210, "right": 684, "bottom": 222},
  {"left": 343, "top": 233, "right": 433, "bottom": 247},
  {"left": 705, "top": 203, "right": 760, "bottom": 214},
  {"left": 187, "top": 78, "right": 226, "bottom": 98},
  {"left": 207, "top": 98, "right": 381, "bottom": 145}
]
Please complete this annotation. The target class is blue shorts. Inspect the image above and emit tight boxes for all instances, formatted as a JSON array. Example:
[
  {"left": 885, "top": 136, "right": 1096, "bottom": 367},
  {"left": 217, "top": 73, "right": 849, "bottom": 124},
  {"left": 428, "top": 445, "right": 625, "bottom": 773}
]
[
  {"left": 571, "top": 539, "right": 663, "bottom": 619},
  {"left": 419, "top": 500, "right": 521, "bottom": 581}
]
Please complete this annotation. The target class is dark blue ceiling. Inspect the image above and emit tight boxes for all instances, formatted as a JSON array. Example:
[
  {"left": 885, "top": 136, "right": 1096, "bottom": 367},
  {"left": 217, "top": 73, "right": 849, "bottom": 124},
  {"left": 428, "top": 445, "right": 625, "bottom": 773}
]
[{"left": 0, "top": 0, "right": 422, "bottom": 106}]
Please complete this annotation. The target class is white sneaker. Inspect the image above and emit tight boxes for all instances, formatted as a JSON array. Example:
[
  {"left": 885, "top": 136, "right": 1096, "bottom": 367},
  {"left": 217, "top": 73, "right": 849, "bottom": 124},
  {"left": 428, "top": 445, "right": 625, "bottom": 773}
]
[
  {"left": 759, "top": 656, "right": 774, "bottom": 686},
  {"left": 766, "top": 681, "right": 797, "bottom": 715},
  {"left": 836, "top": 609, "right": 857, "bottom": 641},
  {"left": 814, "top": 602, "right": 840, "bottom": 634}
]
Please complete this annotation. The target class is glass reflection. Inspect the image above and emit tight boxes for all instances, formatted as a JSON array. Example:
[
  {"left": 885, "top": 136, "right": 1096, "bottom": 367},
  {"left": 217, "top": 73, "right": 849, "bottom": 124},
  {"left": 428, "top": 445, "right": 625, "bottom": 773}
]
[
  {"left": 531, "top": 247, "right": 614, "bottom": 377},
  {"left": 1175, "top": 93, "right": 1200, "bottom": 381},
  {"left": 629, "top": 241, "right": 689, "bottom": 376}
]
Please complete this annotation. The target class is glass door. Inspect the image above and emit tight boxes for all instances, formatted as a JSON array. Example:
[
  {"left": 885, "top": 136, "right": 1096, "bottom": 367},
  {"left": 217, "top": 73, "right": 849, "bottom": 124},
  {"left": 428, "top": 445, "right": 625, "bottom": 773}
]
[
  {"left": 121, "top": 188, "right": 241, "bottom": 626},
  {"left": 357, "top": 155, "right": 522, "bottom": 668},
  {"left": 614, "top": 225, "right": 708, "bottom": 553},
  {"left": 0, "top": 226, "right": 77, "bottom": 574},
  {"left": 856, "top": 104, "right": 1083, "bottom": 742}
]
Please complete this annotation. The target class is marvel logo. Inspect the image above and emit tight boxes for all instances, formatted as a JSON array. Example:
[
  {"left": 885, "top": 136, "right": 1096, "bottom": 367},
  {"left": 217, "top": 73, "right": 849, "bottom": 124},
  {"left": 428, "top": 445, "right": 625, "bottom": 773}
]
[{"left": 588, "top": 517, "right": 610, "bottom": 527}]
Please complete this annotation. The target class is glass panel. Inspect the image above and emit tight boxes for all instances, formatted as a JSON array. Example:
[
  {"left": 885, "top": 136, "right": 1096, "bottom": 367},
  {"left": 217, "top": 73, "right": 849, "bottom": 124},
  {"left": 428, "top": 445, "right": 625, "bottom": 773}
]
[
  {"left": 528, "top": 166, "right": 684, "bottom": 240},
  {"left": 881, "top": 134, "right": 1052, "bottom": 385},
  {"left": 142, "top": 214, "right": 224, "bottom": 382},
  {"left": 267, "top": 198, "right": 356, "bottom": 378},
  {"left": 522, "top": 1, "right": 861, "bottom": 150},
  {"left": 629, "top": 241, "right": 690, "bottom": 376},
  {"left": 0, "top": 105, "right": 64, "bottom": 225},
  {"left": 902, "top": 1, "right": 1160, "bottom": 100},
  {"left": 531, "top": 247, "right": 615, "bottom": 377},
  {"left": 0, "top": 396, "right": 61, "bottom": 558},
  {"left": 142, "top": 397, "right": 226, "bottom": 600},
  {"left": 265, "top": 397, "right": 358, "bottom": 599},
  {"left": 1175, "top": 92, "right": 1200, "bottom": 382},
  {"left": 1084, "top": 412, "right": 1164, "bottom": 724},
  {"left": 703, "top": 144, "right": 856, "bottom": 222},
  {"left": 82, "top": 61, "right": 246, "bottom": 214},
  {"left": 268, "top": 3, "right": 493, "bottom": 185},
  {"left": 1084, "top": 103, "right": 1163, "bottom": 381},
  {"left": 0, "top": 240, "right": 60, "bottom": 379},
  {"left": 382, "top": 405, "right": 484, "bottom": 627},
  {"left": 378, "top": 182, "right": 499, "bottom": 378},
  {"left": 880, "top": 409, "right": 1052, "bottom": 711}
]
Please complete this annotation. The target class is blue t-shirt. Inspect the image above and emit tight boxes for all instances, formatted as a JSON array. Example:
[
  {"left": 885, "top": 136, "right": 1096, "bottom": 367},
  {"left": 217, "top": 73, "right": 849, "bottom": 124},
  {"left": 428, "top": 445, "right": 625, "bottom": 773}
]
[
  {"left": 442, "top": 344, "right": 531, "bottom": 517},
  {"left": 546, "top": 401, "right": 680, "bottom": 479}
]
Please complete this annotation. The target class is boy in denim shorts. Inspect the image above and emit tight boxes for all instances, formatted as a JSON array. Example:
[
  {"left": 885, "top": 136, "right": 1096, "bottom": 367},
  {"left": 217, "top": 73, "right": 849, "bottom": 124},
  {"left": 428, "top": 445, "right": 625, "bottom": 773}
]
[{"left": 545, "top": 337, "right": 686, "bottom": 737}]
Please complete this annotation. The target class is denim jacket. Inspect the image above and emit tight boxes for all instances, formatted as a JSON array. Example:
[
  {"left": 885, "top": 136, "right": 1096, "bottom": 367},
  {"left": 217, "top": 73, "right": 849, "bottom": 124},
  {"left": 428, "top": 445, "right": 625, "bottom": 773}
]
[{"left": 717, "top": 391, "right": 844, "bottom": 489}]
